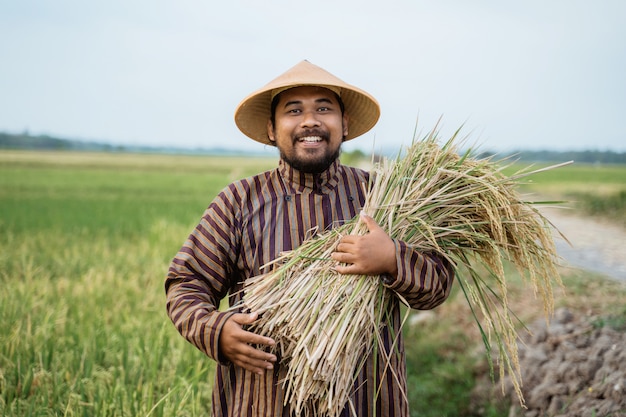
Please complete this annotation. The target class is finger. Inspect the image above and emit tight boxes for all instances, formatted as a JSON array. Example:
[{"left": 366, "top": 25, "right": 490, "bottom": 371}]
[
  {"left": 334, "top": 242, "right": 344, "bottom": 253},
  {"left": 225, "top": 337, "right": 277, "bottom": 374},
  {"left": 359, "top": 212, "right": 382, "bottom": 232},
  {"left": 231, "top": 313, "right": 276, "bottom": 346},
  {"left": 242, "top": 331, "right": 276, "bottom": 348},
  {"left": 229, "top": 323, "right": 276, "bottom": 347},
  {"left": 337, "top": 235, "right": 358, "bottom": 246},
  {"left": 234, "top": 354, "right": 275, "bottom": 374},
  {"left": 231, "top": 311, "right": 259, "bottom": 326},
  {"left": 239, "top": 358, "right": 275, "bottom": 375},
  {"left": 331, "top": 251, "right": 355, "bottom": 264},
  {"left": 335, "top": 241, "right": 355, "bottom": 253},
  {"left": 333, "top": 263, "right": 359, "bottom": 275},
  {"left": 233, "top": 344, "right": 277, "bottom": 374},
  {"left": 236, "top": 343, "right": 277, "bottom": 362}
]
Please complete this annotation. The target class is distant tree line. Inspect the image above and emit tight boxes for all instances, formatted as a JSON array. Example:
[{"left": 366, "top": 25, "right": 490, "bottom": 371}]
[
  {"left": 2, "top": 131, "right": 625, "bottom": 164},
  {"left": 0, "top": 131, "right": 279, "bottom": 157},
  {"left": 475, "top": 149, "right": 626, "bottom": 164},
  {"left": 0, "top": 131, "right": 121, "bottom": 152}
]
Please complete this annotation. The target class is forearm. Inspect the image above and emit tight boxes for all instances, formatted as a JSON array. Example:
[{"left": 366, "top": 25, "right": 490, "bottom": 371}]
[
  {"left": 165, "top": 275, "right": 236, "bottom": 363},
  {"left": 382, "top": 240, "right": 455, "bottom": 310}
]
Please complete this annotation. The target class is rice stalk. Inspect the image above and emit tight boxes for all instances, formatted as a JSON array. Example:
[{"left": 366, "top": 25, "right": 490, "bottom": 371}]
[{"left": 234, "top": 124, "right": 568, "bottom": 416}]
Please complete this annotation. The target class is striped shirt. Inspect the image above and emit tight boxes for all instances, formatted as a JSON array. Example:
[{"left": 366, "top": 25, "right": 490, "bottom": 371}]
[{"left": 165, "top": 158, "right": 454, "bottom": 417}]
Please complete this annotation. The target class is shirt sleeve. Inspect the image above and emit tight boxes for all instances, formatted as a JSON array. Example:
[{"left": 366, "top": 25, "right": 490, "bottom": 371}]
[
  {"left": 164, "top": 191, "right": 240, "bottom": 364},
  {"left": 381, "top": 239, "right": 455, "bottom": 310}
]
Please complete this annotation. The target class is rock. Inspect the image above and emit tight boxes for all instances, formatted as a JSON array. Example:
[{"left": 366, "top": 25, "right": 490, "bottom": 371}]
[
  {"left": 474, "top": 308, "right": 626, "bottom": 416},
  {"left": 554, "top": 308, "right": 574, "bottom": 324},
  {"left": 547, "top": 395, "right": 564, "bottom": 415}
]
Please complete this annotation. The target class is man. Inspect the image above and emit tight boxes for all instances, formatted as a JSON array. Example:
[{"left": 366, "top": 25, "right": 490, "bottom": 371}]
[{"left": 165, "top": 60, "right": 454, "bottom": 416}]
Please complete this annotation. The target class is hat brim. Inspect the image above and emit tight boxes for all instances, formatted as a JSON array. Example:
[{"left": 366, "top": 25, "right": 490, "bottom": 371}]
[{"left": 234, "top": 61, "right": 380, "bottom": 145}]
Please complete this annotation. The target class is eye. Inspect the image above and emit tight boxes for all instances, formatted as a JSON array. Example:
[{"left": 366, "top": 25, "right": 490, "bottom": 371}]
[{"left": 318, "top": 106, "right": 330, "bottom": 112}]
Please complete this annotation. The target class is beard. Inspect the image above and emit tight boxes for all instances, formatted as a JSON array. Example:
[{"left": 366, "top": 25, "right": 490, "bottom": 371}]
[
  {"left": 278, "top": 129, "right": 342, "bottom": 174},
  {"left": 280, "top": 145, "right": 341, "bottom": 174}
]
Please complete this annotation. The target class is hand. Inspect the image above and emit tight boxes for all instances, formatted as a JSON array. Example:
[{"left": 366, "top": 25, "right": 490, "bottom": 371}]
[
  {"left": 331, "top": 213, "right": 398, "bottom": 277},
  {"left": 219, "top": 312, "right": 277, "bottom": 375}
]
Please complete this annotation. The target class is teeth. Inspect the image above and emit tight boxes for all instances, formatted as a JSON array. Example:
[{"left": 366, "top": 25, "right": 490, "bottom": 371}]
[{"left": 299, "top": 136, "right": 323, "bottom": 143}]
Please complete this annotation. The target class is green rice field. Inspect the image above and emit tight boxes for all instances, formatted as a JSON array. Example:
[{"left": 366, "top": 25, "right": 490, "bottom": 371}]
[
  {"left": 508, "top": 161, "right": 626, "bottom": 225},
  {"left": 0, "top": 151, "right": 277, "bottom": 416},
  {"left": 1, "top": 150, "right": 624, "bottom": 416}
]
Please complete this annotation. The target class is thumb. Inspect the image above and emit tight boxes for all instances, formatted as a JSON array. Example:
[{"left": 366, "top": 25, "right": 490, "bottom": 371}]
[
  {"left": 231, "top": 311, "right": 259, "bottom": 326},
  {"left": 359, "top": 211, "right": 382, "bottom": 232}
]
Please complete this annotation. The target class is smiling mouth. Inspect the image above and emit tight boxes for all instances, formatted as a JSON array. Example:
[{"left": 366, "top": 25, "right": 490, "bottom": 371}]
[{"left": 297, "top": 136, "right": 324, "bottom": 143}]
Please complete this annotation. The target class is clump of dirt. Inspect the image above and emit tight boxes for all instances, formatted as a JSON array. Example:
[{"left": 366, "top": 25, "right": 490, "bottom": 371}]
[{"left": 472, "top": 308, "right": 626, "bottom": 417}]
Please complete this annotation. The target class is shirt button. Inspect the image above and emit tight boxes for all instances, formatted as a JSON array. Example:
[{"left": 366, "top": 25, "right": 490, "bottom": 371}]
[{"left": 284, "top": 195, "right": 292, "bottom": 201}]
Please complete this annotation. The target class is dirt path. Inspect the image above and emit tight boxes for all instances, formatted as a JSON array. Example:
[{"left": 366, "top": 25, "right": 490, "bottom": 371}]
[{"left": 541, "top": 207, "right": 626, "bottom": 281}]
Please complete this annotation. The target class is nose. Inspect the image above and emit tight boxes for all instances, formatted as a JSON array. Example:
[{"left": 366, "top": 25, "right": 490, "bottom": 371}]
[{"left": 300, "top": 110, "right": 321, "bottom": 128}]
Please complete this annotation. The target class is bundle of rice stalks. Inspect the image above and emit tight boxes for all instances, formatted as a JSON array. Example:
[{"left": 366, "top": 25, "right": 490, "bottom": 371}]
[{"left": 236, "top": 125, "right": 568, "bottom": 416}]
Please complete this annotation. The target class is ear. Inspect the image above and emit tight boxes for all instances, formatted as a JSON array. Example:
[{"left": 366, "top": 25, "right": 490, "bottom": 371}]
[
  {"left": 342, "top": 112, "right": 349, "bottom": 137},
  {"left": 266, "top": 119, "right": 276, "bottom": 143}
]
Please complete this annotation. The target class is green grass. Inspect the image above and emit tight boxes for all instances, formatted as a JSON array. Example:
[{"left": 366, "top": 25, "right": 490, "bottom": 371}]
[
  {"left": 505, "top": 162, "right": 626, "bottom": 192},
  {"left": 504, "top": 162, "right": 626, "bottom": 225},
  {"left": 0, "top": 150, "right": 277, "bottom": 417},
  {"left": 1, "top": 150, "right": 624, "bottom": 416},
  {"left": 404, "top": 305, "right": 477, "bottom": 416}
]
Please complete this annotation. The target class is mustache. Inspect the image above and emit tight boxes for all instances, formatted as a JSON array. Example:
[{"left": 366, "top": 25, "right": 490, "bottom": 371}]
[{"left": 293, "top": 129, "right": 330, "bottom": 142}]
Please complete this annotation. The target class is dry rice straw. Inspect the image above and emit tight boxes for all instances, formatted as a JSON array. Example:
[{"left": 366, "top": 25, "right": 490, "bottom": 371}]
[{"left": 234, "top": 124, "right": 569, "bottom": 416}]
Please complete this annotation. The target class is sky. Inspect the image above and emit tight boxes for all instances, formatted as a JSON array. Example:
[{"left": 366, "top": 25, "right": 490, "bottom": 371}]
[{"left": 1, "top": 0, "right": 625, "bottom": 154}]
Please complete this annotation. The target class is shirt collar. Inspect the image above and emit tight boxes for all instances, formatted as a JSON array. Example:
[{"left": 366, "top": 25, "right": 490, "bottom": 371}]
[{"left": 278, "top": 158, "right": 340, "bottom": 193}]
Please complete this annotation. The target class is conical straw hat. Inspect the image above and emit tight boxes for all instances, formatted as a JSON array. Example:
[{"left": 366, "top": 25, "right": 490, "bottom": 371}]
[{"left": 234, "top": 60, "right": 380, "bottom": 144}]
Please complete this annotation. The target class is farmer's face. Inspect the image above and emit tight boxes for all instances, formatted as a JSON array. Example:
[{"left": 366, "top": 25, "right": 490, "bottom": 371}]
[{"left": 267, "top": 86, "right": 349, "bottom": 174}]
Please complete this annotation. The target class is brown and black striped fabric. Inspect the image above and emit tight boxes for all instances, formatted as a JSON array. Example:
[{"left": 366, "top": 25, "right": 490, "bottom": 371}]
[{"left": 165, "top": 158, "right": 455, "bottom": 417}]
